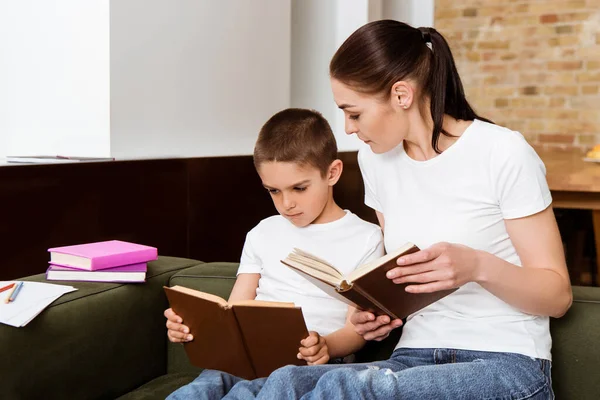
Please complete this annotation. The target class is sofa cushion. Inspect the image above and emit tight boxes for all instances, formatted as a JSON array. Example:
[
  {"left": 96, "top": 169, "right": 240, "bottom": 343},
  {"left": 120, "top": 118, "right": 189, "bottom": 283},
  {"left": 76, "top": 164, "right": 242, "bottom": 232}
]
[
  {"left": 116, "top": 373, "right": 198, "bottom": 400},
  {"left": 0, "top": 256, "right": 202, "bottom": 400}
]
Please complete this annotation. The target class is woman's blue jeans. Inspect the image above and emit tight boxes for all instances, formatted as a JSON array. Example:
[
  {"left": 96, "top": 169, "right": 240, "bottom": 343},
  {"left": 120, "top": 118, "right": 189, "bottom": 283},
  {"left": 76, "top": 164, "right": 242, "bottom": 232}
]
[{"left": 167, "top": 348, "right": 553, "bottom": 399}]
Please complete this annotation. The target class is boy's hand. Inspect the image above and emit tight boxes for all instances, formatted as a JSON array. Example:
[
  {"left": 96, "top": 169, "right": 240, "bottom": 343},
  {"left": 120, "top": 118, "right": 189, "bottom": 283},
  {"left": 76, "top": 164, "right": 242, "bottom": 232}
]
[
  {"left": 350, "top": 310, "right": 403, "bottom": 341},
  {"left": 164, "top": 308, "right": 193, "bottom": 343},
  {"left": 297, "top": 331, "right": 329, "bottom": 365}
]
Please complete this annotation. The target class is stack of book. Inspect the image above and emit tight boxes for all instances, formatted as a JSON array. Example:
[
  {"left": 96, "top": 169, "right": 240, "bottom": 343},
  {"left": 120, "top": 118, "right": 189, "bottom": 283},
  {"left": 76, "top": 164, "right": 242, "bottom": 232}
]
[{"left": 46, "top": 240, "right": 158, "bottom": 283}]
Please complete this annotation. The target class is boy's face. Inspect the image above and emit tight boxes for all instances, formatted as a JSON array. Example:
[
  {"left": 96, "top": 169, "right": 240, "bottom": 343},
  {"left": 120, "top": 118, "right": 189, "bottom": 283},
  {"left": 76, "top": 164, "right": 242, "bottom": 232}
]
[{"left": 257, "top": 161, "right": 334, "bottom": 227}]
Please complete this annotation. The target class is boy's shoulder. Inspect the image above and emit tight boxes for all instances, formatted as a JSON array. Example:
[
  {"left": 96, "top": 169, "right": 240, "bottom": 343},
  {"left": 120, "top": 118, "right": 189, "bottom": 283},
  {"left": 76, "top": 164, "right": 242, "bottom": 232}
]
[
  {"left": 248, "top": 214, "right": 291, "bottom": 235},
  {"left": 316, "top": 211, "right": 383, "bottom": 242},
  {"left": 249, "top": 212, "right": 380, "bottom": 237},
  {"left": 342, "top": 211, "right": 381, "bottom": 233}
]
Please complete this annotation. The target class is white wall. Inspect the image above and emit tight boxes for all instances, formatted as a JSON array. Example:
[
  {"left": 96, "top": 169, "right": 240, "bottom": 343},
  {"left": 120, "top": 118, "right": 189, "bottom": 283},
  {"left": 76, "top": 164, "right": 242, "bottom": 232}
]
[
  {"left": 291, "top": 0, "right": 434, "bottom": 153},
  {"left": 0, "top": 0, "right": 434, "bottom": 161},
  {"left": 333, "top": 0, "right": 371, "bottom": 151},
  {"left": 291, "top": 0, "right": 336, "bottom": 118},
  {"left": 378, "top": 0, "right": 435, "bottom": 27},
  {"left": 0, "top": 0, "right": 291, "bottom": 160},
  {"left": 291, "top": 0, "right": 369, "bottom": 152},
  {"left": 0, "top": 0, "right": 111, "bottom": 159},
  {"left": 109, "top": 0, "right": 291, "bottom": 158}
]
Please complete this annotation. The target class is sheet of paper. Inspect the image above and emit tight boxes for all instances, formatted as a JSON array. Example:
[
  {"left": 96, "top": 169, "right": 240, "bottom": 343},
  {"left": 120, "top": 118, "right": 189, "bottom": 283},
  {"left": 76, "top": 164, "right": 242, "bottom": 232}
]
[{"left": 0, "top": 281, "right": 77, "bottom": 327}]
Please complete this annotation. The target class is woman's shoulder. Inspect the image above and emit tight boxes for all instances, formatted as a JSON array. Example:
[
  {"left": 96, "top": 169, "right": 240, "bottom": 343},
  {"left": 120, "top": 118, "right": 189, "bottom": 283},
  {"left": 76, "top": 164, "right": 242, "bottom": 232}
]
[
  {"left": 463, "top": 120, "right": 538, "bottom": 165},
  {"left": 469, "top": 121, "right": 544, "bottom": 179},
  {"left": 470, "top": 120, "right": 531, "bottom": 151}
]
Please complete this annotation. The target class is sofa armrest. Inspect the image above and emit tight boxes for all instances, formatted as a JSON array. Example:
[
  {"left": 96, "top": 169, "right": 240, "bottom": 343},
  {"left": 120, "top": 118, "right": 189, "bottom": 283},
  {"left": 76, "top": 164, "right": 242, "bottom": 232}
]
[
  {"left": 551, "top": 285, "right": 600, "bottom": 400},
  {"left": 166, "top": 262, "right": 238, "bottom": 374},
  {"left": 0, "top": 256, "right": 203, "bottom": 400}
]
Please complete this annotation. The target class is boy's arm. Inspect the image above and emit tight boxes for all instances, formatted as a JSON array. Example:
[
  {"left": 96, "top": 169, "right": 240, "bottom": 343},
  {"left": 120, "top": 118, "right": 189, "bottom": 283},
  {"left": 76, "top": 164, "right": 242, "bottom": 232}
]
[
  {"left": 323, "top": 306, "right": 366, "bottom": 358},
  {"left": 298, "top": 306, "right": 365, "bottom": 365},
  {"left": 228, "top": 273, "right": 260, "bottom": 302},
  {"left": 298, "top": 307, "right": 365, "bottom": 365}
]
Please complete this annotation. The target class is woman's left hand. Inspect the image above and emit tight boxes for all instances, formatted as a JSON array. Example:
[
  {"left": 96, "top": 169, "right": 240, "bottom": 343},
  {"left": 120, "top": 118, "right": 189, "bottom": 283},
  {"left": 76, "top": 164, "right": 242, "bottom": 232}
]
[{"left": 385, "top": 242, "right": 482, "bottom": 293}]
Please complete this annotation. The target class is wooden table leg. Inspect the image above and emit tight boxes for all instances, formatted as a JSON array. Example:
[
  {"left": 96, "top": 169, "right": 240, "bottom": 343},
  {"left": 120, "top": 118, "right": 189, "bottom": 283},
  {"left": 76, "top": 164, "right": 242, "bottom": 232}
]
[{"left": 593, "top": 210, "right": 600, "bottom": 286}]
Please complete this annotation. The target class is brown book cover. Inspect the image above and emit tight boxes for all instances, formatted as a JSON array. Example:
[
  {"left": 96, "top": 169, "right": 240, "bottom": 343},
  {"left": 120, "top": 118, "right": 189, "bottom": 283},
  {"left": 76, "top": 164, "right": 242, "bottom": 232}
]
[
  {"left": 281, "top": 243, "right": 456, "bottom": 320},
  {"left": 164, "top": 286, "right": 308, "bottom": 379}
]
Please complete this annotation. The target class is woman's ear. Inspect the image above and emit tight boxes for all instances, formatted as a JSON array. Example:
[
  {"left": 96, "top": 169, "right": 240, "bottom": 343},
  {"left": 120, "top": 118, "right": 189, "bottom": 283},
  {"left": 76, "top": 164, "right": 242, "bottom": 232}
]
[
  {"left": 327, "top": 159, "right": 343, "bottom": 186},
  {"left": 390, "top": 81, "right": 414, "bottom": 111}
]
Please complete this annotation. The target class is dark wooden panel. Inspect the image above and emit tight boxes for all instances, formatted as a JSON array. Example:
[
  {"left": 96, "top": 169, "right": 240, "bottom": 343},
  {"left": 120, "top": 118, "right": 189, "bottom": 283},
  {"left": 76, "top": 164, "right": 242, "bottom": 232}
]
[
  {"left": 0, "top": 160, "right": 188, "bottom": 280},
  {"left": 0, "top": 151, "right": 370, "bottom": 280},
  {"left": 337, "top": 152, "right": 378, "bottom": 225},
  {"left": 187, "top": 156, "right": 275, "bottom": 263},
  {"left": 186, "top": 152, "right": 374, "bottom": 263}
]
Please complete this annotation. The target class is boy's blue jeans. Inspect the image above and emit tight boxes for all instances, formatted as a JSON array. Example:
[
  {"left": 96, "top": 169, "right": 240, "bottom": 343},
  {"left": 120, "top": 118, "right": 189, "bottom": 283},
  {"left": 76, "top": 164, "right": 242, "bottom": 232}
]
[{"left": 167, "top": 348, "right": 553, "bottom": 399}]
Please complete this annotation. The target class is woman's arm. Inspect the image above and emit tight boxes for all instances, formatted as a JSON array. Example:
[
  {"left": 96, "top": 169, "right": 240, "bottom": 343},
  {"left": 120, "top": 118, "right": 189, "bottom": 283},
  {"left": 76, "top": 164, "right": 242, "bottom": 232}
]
[
  {"left": 376, "top": 211, "right": 385, "bottom": 231},
  {"left": 476, "top": 206, "right": 572, "bottom": 317},
  {"left": 388, "top": 207, "right": 572, "bottom": 318},
  {"left": 228, "top": 273, "right": 260, "bottom": 302}
]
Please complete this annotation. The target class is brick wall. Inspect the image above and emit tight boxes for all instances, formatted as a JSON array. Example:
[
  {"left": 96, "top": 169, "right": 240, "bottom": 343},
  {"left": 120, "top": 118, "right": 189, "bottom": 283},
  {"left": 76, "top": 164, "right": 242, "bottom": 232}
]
[{"left": 435, "top": 0, "right": 600, "bottom": 150}]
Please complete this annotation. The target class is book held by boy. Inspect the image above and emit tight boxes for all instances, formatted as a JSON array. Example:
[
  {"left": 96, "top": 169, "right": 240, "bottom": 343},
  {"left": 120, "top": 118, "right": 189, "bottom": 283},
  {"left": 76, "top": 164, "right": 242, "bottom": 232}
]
[
  {"left": 164, "top": 285, "right": 309, "bottom": 379},
  {"left": 48, "top": 240, "right": 157, "bottom": 271},
  {"left": 46, "top": 263, "right": 147, "bottom": 283},
  {"left": 281, "top": 243, "right": 456, "bottom": 320}
]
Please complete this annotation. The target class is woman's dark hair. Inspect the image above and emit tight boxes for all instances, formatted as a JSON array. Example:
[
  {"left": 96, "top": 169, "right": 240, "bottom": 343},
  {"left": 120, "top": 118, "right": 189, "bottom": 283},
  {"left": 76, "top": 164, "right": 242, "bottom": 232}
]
[{"left": 330, "top": 20, "right": 492, "bottom": 153}]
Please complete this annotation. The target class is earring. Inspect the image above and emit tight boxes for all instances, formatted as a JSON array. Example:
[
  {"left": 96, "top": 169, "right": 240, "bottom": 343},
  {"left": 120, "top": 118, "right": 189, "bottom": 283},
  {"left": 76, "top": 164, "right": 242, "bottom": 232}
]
[{"left": 403, "top": 105, "right": 408, "bottom": 109}]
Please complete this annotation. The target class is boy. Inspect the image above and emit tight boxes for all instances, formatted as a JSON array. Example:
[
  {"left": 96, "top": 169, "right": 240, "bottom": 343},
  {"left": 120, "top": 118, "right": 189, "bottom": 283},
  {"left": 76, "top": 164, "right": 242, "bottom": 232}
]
[{"left": 165, "top": 108, "right": 383, "bottom": 399}]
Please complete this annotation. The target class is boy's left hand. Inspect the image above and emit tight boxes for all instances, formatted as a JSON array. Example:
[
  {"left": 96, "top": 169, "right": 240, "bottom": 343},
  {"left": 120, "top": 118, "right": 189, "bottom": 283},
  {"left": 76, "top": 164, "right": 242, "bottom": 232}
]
[{"left": 297, "top": 331, "right": 329, "bottom": 365}]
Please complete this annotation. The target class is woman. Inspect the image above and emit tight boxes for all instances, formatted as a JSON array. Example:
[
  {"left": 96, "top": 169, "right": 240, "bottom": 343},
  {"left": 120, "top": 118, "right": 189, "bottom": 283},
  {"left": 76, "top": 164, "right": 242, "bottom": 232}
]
[{"left": 229, "top": 20, "right": 571, "bottom": 400}]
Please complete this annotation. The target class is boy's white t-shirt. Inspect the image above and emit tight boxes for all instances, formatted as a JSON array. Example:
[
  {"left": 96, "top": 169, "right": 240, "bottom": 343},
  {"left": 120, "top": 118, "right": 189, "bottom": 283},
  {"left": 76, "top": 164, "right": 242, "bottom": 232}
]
[
  {"left": 237, "top": 210, "right": 384, "bottom": 336},
  {"left": 358, "top": 119, "right": 553, "bottom": 360}
]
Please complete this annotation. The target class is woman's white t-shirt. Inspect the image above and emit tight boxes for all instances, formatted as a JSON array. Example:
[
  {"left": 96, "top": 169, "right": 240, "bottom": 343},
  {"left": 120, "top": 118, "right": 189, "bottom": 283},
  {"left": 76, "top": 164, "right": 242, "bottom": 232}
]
[{"left": 358, "top": 119, "right": 553, "bottom": 360}]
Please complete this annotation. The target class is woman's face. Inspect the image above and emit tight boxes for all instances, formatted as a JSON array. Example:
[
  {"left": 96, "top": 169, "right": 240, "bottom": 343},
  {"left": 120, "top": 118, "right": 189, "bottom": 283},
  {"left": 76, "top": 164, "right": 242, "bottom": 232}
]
[{"left": 331, "top": 78, "right": 407, "bottom": 154}]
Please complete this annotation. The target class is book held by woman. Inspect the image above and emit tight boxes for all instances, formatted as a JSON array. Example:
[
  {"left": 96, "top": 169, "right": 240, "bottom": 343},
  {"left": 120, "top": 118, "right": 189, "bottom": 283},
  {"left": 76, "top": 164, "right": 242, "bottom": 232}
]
[{"left": 281, "top": 243, "right": 456, "bottom": 320}]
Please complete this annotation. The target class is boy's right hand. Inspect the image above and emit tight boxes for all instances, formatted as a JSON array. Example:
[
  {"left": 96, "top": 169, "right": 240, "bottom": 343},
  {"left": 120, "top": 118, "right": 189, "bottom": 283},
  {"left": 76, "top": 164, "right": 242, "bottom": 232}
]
[
  {"left": 350, "top": 310, "right": 403, "bottom": 342},
  {"left": 164, "top": 308, "right": 193, "bottom": 343}
]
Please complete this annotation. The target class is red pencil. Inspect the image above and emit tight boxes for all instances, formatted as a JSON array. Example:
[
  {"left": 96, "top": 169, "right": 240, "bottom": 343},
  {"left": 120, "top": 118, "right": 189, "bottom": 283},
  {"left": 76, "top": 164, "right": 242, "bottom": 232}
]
[{"left": 0, "top": 283, "right": 15, "bottom": 293}]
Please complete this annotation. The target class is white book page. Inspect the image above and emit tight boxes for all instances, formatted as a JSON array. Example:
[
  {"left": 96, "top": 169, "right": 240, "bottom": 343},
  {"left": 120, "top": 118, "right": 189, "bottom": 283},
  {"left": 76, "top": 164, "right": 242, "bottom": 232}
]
[
  {"left": 287, "top": 250, "right": 344, "bottom": 279},
  {"left": 346, "top": 243, "right": 416, "bottom": 283}
]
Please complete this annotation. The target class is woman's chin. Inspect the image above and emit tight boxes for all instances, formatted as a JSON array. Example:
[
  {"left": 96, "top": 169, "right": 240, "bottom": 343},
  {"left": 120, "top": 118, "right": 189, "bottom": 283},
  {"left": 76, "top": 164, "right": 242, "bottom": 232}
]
[{"left": 368, "top": 143, "right": 392, "bottom": 154}]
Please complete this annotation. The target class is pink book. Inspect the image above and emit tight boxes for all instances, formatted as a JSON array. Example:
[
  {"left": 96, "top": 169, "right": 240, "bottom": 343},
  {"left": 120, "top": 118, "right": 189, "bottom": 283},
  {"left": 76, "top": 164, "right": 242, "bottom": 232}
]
[
  {"left": 48, "top": 240, "right": 158, "bottom": 271},
  {"left": 46, "top": 263, "right": 147, "bottom": 283}
]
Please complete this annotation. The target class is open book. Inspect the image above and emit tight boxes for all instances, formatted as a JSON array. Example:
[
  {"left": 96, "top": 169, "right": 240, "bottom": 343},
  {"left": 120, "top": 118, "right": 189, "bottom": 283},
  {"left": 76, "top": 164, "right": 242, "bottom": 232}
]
[
  {"left": 281, "top": 243, "right": 456, "bottom": 320},
  {"left": 164, "top": 286, "right": 308, "bottom": 379}
]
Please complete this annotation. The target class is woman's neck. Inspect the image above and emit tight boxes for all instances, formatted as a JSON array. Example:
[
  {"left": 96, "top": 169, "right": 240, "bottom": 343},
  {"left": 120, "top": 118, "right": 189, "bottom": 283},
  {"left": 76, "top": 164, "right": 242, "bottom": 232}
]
[{"left": 403, "top": 114, "right": 471, "bottom": 161}]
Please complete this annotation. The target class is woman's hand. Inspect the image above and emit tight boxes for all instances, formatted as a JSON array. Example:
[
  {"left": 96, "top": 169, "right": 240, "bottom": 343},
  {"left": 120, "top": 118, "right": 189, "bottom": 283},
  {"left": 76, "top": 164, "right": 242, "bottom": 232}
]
[
  {"left": 386, "top": 242, "right": 481, "bottom": 293},
  {"left": 350, "top": 310, "right": 403, "bottom": 341}
]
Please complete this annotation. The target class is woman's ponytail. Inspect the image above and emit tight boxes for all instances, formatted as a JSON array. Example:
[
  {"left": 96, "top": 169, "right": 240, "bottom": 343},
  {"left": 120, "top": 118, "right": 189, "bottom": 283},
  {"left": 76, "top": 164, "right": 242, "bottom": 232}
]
[
  {"left": 421, "top": 27, "right": 492, "bottom": 152},
  {"left": 331, "top": 20, "right": 493, "bottom": 154}
]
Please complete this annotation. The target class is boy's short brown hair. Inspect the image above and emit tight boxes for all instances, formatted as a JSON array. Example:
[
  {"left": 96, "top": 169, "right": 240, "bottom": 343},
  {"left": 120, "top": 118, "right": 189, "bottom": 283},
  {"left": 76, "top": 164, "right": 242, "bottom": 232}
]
[{"left": 253, "top": 108, "right": 338, "bottom": 177}]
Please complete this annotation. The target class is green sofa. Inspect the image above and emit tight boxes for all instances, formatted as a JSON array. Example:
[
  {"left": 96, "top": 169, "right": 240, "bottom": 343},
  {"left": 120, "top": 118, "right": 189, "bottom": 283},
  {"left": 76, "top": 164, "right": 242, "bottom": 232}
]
[{"left": 1, "top": 256, "right": 599, "bottom": 399}]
